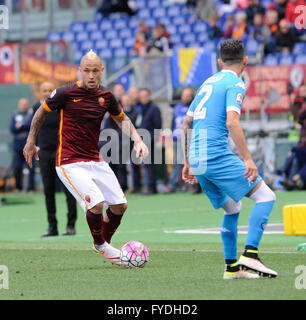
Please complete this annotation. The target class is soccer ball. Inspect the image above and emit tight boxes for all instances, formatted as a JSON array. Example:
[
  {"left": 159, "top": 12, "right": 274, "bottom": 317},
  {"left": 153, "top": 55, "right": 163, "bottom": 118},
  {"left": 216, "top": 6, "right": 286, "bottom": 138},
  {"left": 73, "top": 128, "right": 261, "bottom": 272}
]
[{"left": 120, "top": 241, "right": 149, "bottom": 268}]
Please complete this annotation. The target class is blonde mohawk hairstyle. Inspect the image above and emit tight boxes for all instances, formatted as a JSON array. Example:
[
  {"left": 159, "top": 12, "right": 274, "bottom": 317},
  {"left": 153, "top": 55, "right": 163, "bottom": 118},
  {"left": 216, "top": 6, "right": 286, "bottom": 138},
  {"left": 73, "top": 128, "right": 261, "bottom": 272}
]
[{"left": 85, "top": 49, "right": 98, "bottom": 60}]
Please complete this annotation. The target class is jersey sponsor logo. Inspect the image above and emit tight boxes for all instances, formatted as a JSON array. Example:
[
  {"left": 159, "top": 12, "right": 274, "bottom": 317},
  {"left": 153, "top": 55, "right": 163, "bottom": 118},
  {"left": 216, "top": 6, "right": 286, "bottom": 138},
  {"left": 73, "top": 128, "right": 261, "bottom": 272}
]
[
  {"left": 73, "top": 98, "right": 83, "bottom": 103},
  {"left": 98, "top": 97, "right": 105, "bottom": 106},
  {"left": 85, "top": 195, "right": 91, "bottom": 203},
  {"left": 236, "top": 93, "right": 243, "bottom": 104}
]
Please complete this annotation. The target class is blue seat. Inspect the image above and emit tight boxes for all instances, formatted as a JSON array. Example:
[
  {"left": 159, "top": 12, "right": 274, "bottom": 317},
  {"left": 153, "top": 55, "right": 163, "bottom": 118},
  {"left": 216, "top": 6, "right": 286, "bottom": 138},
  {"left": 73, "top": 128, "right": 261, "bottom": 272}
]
[
  {"left": 100, "top": 20, "right": 113, "bottom": 31},
  {"left": 74, "top": 50, "right": 83, "bottom": 64},
  {"left": 138, "top": 8, "right": 151, "bottom": 19},
  {"left": 203, "top": 40, "right": 217, "bottom": 51},
  {"left": 47, "top": 31, "right": 61, "bottom": 42},
  {"left": 62, "top": 31, "right": 74, "bottom": 42},
  {"left": 119, "top": 29, "right": 132, "bottom": 39},
  {"left": 86, "top": 21, "right": 99, "bottom": 32},
  {"left": 114, "top": 19, "right": 127, "bottom": 30},
  {"left": 81, "top": 40, "right": 94, "bottom": 51},
  {"left": 196, "top": 32, "right": 208, "bottom": 43},
  {"left": 109, "top": 39, "right": 122, "bottom": 49},
  {"left": 136, "top": 0, "right": 146, "bottom": 9},
  {"left": 193, "top": 21, "right": 208, "bottom": 34},
  {"left": 128, "top": 17, "right": 139, "bottom": 29},
  {"left": 75, "top": 31, "right": 89, "bottom": 42},
  {"left": 124, "top": 37, "right": 135, "bottom": 48},
  {"left": 98, "top": 48, "right": 112, "bottom": 59},
  {"left": 114, "top": 48, "right": 128, "bottom": 57},
  {"left": 263, "top": 54, "right": 279, "bottom": 66},
  {"left": 171, "top": 16, "right": 186, "bottom": 26},
  {"left": 145, "top": 18, "right": 156, "bottom": 28},
  {"left": 187, "top": 43, "right": 200, "bottom": 48},
  {"left": 293, "top": 42, "right": 306, "bottom": 55},
  {"left": 171, "top": 34, "right": 181, "bottom": 45},
  {"left": 94, "top": 39, "right": 109, "bottom": 50},
  {"left": 104, "top": 30, "right": 118, "bottom": 40},
  {"left": 245, "top": 38, "right": 259, "bottom": 56},
  {"left": 167, "top": 5, "right": 181, "bottom": 17},
  {"left": 279, "top": 53, "right": 295, "bottom": 65},
  {"left": 158, "top": 17, "right": 171, "bottom": 26},
  {"left": 178, "top": 24, "right": 191, "bottom": 34},
  {"left": 183, "top": 33, "right": 196, "bottom": 44},
  {"left": 147, "top": 0, "right": 160, "bottom": 8},
  {"left": 89, "top": 30, "right": 103, "bottom": 41},
  {"left": 295, "top": 54, "right": 306, "bottom": 64},
  {"left": 166, "top": 25, "right": 176, "bottom": 36},
  {"left": 152, "top": 7, "right": 166, "bottom": 18},
  {"left": 70, "top": 22, "right": 86, "bottom": 33}
]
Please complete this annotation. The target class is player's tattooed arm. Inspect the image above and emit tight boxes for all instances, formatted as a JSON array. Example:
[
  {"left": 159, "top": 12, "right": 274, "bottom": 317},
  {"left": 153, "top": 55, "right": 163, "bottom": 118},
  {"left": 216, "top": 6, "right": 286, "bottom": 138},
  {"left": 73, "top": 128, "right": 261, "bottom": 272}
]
[
  {"left": 181, "top": 115, "right": 197, "bottom": 184},
  {"left": 23, "top": 105, "right": 48, "bottom": 168},
  {"left": 181, "top": 115, "right": 193, "bottom": 165},
  {"left": 113, "top": 113, "right": 149, "bottom": 159}
]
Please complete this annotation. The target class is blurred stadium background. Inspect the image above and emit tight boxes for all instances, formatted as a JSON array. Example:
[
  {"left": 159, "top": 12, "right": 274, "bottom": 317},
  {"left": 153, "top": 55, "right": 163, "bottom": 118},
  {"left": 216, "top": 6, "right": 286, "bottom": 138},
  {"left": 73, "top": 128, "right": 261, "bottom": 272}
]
[{"left": 0, "top": 0, "right": 305, "bottom": 192}]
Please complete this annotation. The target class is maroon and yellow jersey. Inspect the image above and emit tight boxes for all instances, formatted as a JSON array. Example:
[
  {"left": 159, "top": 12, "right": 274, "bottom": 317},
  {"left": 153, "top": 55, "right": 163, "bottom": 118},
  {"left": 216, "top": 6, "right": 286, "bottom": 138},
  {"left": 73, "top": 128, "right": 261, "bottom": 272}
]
[{"left": 42, "top": 81, "right": 123, "bottom": 166}]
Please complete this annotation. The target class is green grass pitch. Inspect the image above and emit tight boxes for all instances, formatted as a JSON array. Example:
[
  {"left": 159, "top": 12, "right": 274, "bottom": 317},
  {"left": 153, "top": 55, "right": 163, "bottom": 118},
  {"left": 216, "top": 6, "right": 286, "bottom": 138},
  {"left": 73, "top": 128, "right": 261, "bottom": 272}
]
[{"left": 0, "top": 191, "right": 305, "bottom": 300}]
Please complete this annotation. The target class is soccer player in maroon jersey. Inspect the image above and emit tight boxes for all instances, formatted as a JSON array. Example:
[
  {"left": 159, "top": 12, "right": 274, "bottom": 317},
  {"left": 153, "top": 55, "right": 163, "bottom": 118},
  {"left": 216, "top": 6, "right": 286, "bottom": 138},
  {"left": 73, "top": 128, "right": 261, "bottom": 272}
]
[{"left": 23, "top": 50, "right": 149, "bottom": 266}]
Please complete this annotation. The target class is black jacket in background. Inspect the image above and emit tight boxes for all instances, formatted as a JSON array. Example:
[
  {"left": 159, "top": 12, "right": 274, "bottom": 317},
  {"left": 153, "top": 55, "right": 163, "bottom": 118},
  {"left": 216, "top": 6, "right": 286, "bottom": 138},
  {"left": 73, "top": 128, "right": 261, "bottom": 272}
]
[
  {"left": 32, "top": 101, "right": 59, "bottom": 153},
  {"left": 139, "top": 101, "right": 162, "bottom": 141}
]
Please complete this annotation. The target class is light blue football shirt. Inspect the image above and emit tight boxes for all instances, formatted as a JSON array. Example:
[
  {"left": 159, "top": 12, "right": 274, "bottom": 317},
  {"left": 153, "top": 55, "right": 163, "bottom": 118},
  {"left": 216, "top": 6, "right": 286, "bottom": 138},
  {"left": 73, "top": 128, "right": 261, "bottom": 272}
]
[{"left": 187, "top": 70, "right": 246, "bottom": 172}]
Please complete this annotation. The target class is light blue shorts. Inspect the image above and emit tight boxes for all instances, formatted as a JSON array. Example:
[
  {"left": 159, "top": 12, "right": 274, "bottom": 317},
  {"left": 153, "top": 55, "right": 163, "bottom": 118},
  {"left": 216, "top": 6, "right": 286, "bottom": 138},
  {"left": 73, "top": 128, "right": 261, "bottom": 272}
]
[{"left": 192, "top": 153, "right": 262, "bottom": 209}]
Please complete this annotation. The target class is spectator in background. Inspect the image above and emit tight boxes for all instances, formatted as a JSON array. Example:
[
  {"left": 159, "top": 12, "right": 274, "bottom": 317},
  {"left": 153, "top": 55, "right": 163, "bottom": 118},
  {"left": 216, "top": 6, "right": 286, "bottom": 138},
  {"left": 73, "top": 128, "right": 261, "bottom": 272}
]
[
  {"left": 236, "top": 0, "right": 249, "bottom": 10},
  {"left": 168, "top": 87, "right": 194, "bottom": 192},
  {"left": 285, "top": 0, "right": 305, "bottom": 25},
  {"left": 103, "top": 93, "right": 139, "bottom": 192},
  {"left": 251, "top": 12, "right": 271, "bottom": 42},
  {"left": 138, "top": 89, "right": 162, "bottom": 194},
  {"left": 33, "top": 82, "right": 77, "bottom": 237},
  {"left": 192, "top": 0, "right": 217, "bottom": 22},
  {"left": 274, "top": 0, "right": 288, "bottom": 21},
  {"left": 97, "top": 0, "right": 137, "bottom": 17},
  {"left": 146, "top": 26, "right": 170, "bottom": 56},
  {"left": 134, "top": 21, "right": 150, "bottom": 56},
  {"left": 207, "top": 13, "right": 224, "bottom": 39},
  {"left": 156, "top": 23, "right": 172, "bottom": 48},
  {"left": 265, "top": 9, "right": 279, "bottom": 35},
  {"left": 113, "top": 83, "right": 125, "bottom": 103},
  {"left": 224, "top": 14, "right": 235, "bottom": 38},
  {"left": 128, "top": 86, "right": 142, "bottom": 193},
  {"left": 10, "top": 98, "right": 35, "bottom": 192},
  {"left": 137, "top": 21, "right": 151, "bottom": 40},
  {"left": 275, "top": 19, "right": 296, "bottom": 52},
  {"left": 129, "top": 86, "right": 142, "bottom": 111},
  {"left": 246, "top": 0, "right": 265, "bottom": 25},
  {"left": 232, "top": 11, "right": 249, "bottom": 39},
  {"left": 134, "top": 32, "right": 148, "bottom": 56},
  {"left": 282, "top": 83, "right": 306, "bottom": 190}
]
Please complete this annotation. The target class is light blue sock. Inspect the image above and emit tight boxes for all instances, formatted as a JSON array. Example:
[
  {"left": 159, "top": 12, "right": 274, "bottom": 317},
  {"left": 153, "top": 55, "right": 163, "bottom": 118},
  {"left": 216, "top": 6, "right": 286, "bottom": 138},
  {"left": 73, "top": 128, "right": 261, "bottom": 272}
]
[
  {"left": 220, "top": 212, "right": 240, "bottom": 262},
  {"left": 245, "top": 200, "right": 275, "bottom": 249}
]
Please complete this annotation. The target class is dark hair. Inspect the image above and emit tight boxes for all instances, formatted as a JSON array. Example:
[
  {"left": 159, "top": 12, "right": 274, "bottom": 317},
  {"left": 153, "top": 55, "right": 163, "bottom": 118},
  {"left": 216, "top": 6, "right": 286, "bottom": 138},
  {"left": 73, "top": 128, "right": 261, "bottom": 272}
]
[
  {"left": 220, "top": 39, "right": 245, "bottom": 65},
  {"left": 140, "top": 88, "right": 151, "bottom": 95}
]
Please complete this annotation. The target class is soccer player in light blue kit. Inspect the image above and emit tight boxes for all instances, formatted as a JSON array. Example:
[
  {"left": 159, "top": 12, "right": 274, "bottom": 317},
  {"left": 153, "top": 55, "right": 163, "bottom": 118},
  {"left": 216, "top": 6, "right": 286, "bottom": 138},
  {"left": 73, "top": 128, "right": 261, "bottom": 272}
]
[{"left": 182, "top": 39, "right": 277, "bottom": 279}]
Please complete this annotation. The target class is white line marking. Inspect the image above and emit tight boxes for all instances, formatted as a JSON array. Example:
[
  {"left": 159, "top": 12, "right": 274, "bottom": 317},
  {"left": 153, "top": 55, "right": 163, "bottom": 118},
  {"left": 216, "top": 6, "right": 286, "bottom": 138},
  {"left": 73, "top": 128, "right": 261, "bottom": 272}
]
[{"left": 0, "top": 247, "right": 299, "bottom": 254}]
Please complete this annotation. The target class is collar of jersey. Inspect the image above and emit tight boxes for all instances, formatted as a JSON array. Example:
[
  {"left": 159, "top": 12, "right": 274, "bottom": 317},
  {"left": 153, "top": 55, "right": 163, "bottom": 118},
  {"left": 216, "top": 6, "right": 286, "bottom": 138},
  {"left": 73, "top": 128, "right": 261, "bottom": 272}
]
[{"left": 221, "top": 69, "right": 238, "bottom": 77}]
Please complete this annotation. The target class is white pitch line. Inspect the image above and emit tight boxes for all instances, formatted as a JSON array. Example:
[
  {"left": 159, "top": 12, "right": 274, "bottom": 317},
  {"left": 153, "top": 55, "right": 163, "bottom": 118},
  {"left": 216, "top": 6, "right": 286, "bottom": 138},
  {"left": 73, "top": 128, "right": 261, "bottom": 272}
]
[{"left": 0, "top": 247, "right": 300, "bottom": 254}]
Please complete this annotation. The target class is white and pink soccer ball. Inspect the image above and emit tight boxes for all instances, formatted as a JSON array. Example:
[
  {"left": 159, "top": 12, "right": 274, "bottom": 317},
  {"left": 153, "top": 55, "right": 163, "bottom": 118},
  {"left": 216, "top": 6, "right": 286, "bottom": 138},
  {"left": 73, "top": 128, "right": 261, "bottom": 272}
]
[{"left": 120, "top": 241, "right": 149, "bottom": 268}]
